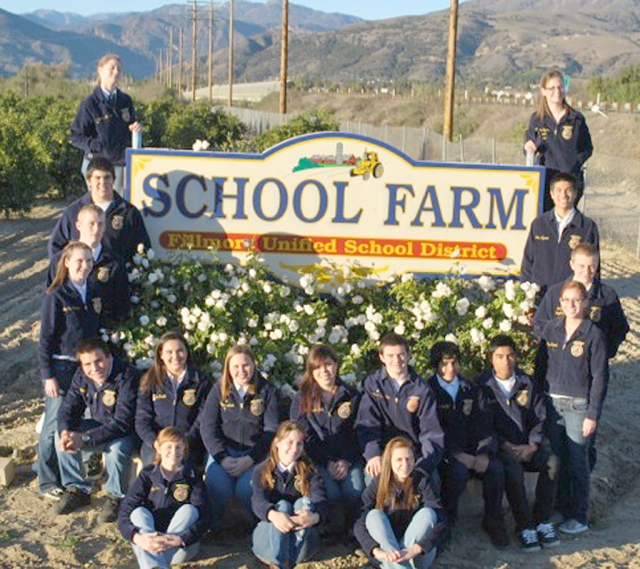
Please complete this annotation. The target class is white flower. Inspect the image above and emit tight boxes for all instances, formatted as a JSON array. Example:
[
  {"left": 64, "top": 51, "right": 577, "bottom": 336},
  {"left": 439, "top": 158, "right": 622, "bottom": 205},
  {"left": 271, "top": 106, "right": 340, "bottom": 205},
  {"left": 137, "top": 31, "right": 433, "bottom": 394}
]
[
  {"left": 519, "top": 300, "right": 533, "bottom": 312},
  {"left": 432, "top": 282, "right": 453, "bottom": 298},
  {"left": 445, "top": 333, "right": 458, "bottom": 344},
  {"left": 475, "top": 306, "right": 487, "bottom": 318},
  {"left": 141, "top": 258, "right": 149, "bottom": 269},
  {"left": 328, "top": 331, "right": 341, "bottom": 344},
  {"left": 197, "top": 274, "right": 207, "bottom": 283},
  {"left": 303, "top": 305, "right": 314, "bottom": 315},
  {"left": 455, "top": 297, "right": 470, "bottom": 316},
  {"left": 288, "top": 320, "right": 300, "bottom": 332},
  {"left": 401, "top": 273, "right": 414, "bottom": 283},
  {"left": 505, "top": 279, "right": 516, "bottom": 302},
  {"left": 280, "top": 286, "right": 291, "bottom": 297},
  {"left": 499, "top": 319, "right": 512, "bottom": 332},
  {"left": 156, "top": 316, "right": 167, "bottom": 327},
  {"left": 146, "top": 248, "right": 156, "bottom": 260},
  {"left": 352, "top": 294, "right": 364, "bottom": 305},
  {"left": 300, "top": 274, "right": 313, "bottom": 288},
  {"left": 130, "top": 295, "right": 140, "bottom": 305},
  {"left": 482, "top": 317, "right": 494, "bottom": 330},
  {"left": 304, "top": 286, "right": 314, "bottom": 295},
  {"left": 470, "top": 328, "right": 486, "bottom": 346},
  {"left": 248, "top": 318, "right": 258, "bottom": 328},
  {"left": 132, "top": 254, "right": 142, "bottom": 266},
  {"left": 477, "top": 275, "right": 496, "bottom": 293},
  {"left": 350, "top": 344, "right": 361, "bottom": 356},
  {"left": 394, "top": 321, "right": 406, "bottom": 335},
  {"left": 263, "top": 283, "right": 273, "bottom": 293},
  {"left": 139, "top": 315, "right": 150, "bottom": 326},
  {"left": 502, "top": 303, "right": 515, "bottom": 318},
  {"left": 224, "top": 264, "right": 234, "bottom": 273},
  {"left": 249, "top": 269, "right": 257, "bottom": 278},
  {"left": 167, "top": 294, "right": 177, "bottom": 304}
]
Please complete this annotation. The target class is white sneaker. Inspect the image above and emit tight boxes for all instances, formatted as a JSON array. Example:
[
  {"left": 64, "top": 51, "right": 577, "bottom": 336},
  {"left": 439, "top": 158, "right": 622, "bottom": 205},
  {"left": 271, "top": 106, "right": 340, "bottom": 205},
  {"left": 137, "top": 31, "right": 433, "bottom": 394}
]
[{"left": 559, "top": 519, "right": 589, "bottom": 535}]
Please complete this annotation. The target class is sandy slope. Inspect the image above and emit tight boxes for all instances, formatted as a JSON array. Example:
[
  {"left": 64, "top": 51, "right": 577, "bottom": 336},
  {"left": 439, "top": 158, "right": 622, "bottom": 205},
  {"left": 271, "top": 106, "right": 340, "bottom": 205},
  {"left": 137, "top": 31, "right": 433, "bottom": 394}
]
[{"left": 0, "top": 202, "right": 639, "bottom": 569}]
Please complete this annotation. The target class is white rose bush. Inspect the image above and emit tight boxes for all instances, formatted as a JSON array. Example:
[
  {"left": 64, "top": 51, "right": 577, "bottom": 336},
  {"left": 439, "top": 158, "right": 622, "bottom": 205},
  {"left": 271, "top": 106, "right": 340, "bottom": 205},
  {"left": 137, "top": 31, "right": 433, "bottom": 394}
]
[{"left": 111, "top": 249, "right": 539, "bottom": 385}]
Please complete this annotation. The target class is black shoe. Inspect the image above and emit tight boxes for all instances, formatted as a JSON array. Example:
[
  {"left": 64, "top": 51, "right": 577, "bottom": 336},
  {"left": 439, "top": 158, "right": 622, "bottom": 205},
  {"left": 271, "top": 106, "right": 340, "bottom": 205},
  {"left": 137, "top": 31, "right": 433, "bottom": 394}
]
[
  {"left": 536, "top": 521, "right": 560, "bottom": 547},
  {"left": 97, "top": 496, "right": 121, "bottom": 523},
  {"left": 482, "top": 519, "right": 510, "bottom": 549},
  {"left": 519, "top": 527, "right": 541, "bottom": 552},
  {"left": 53, "top": 487, "right": 91, "bottom": 515},
  {"left": 85, "top": 453, "right": 103, "bottom": 479}
]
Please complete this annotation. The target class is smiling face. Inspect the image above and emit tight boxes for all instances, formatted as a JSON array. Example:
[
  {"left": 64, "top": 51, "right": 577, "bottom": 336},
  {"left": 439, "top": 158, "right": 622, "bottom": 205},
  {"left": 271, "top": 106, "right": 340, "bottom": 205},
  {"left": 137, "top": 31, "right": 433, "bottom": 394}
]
[
  {"left": 560, "top": 287, "right": 588, "bottom": 319},
  {"left": 570, "top": 252, "right": 598, "bottom": 287},
  {"left": 87, "top": 169, "right": 115, "bottom": 205},
  {"left": 98, "top": 57, "right": 121, "bottom": 91},
  {"left": 380, "top": 344, "right": 409, "bottom": 380},
  {"left": 229, "top": 352, "right": 255, "bottom": 388},
  {"left": 311, "top": 358, "right": 338, "bottom": 392},
  {"left": 550, "top": 180, "right": 577, "bottom": 213},
  {"left": 76, "top": 210, "right": 105, "bottom": 249},
  {"left": 155, "top": 439, "right": 186, "bottom": 472},
  {"left": 276, "top": 429, "right": 305, "bottom": 467},
  {"left": 64, "top": 247, "right": 93, "bottom": 285},
  {"left": 542, "top": 74, "right": 565, "bottom": 106},
  {"left": 390, "top": 445, "right": 415, "bottom": 483},
  {"left": 491, "top": 346, "right": 517, "bottom": 381},
  {"left": 160, "top": 339, "right": 188, "bottom": 377},
  {"left": 78, "top": 348, "right": 112, "bottom": 385},
  {"left": 438, "top": 356, "right": 458, "bottom": 382}
]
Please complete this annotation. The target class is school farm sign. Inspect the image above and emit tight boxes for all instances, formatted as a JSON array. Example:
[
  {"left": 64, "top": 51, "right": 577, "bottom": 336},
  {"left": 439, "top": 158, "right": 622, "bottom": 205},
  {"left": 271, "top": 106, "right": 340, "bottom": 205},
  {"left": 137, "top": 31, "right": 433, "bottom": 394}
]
[{"left": 127, "top": 133, "right": 543, "bottom": 284}]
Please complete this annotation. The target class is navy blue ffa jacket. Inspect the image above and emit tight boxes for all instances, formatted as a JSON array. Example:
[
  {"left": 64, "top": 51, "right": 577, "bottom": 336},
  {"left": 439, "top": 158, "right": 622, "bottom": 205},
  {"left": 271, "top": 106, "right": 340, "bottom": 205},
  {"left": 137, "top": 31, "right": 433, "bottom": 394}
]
[
  {"left": 520, "top": 210, "right": 599, "bottom": 294},
  {"left": 38, "top": 280, "right": 101, "bottom": 381},
  {"left": 478, "top": 369, "right": 546, "bottom": 447},
  {"left": 70, "top": 87, "right": 137, "bottom": 166},
  {"left": 118, "top": 463, "right": 208, "bottom": 546},
  {"left": 534, "top": 278, "right": 629, "bottom": 359},
  {"left": 354, "top": 471, "right": 445, "bottom": 558},
  {"left": 251, "top": 459, "right": 328, "bottom": 522},
  {"left": 541, "top": 317, "right": 609, "bottom": 420},
  {"left": 47, "top": 192, "right": 150, "bottom": 264},
  {"left": 427, "top": 375, "right": 497, "bottom": 460},
  {"left": 57, "top": 356, "right": 139, "bottom": 446},
  {"left": 355, "top": 367, "right": 444, "bottom": 474},
  {"left": 525, "top": 106, "right": 593, "bottom": 177},
  {"left": 200, "top": 377, "right": 279, "bottom": 463},
  {"left": 290, "top": 380, "right": 361, "bottom": 467},
  {"left": 136, "top": 365, "right": 212, "bottom": 448},
  {"left": 47, "top": 246, "right": 129, "bottom": 325}
]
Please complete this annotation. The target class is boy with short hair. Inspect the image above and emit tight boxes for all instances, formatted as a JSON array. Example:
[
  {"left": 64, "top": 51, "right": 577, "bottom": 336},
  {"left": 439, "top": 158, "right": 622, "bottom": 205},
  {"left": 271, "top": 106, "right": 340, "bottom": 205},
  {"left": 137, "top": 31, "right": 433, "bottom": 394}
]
[
  {"left": 479, "top": 334, "right": 560, "bottom": 551},
  {"left": 427, "top": 341, "right": 508, "bottom": 549}
]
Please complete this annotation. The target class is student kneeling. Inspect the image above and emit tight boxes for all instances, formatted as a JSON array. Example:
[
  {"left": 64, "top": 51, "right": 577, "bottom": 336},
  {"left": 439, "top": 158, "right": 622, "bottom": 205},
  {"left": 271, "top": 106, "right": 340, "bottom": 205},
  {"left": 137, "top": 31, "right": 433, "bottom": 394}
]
[
  {"left": 118, "top": 427, "right": 208, "bottom": 569},
  {"left": 56, "top": 339, "right": 139, "bottom": 521},
  {"left": 354, "top": 437, "right": 445, "bottom": 569}
]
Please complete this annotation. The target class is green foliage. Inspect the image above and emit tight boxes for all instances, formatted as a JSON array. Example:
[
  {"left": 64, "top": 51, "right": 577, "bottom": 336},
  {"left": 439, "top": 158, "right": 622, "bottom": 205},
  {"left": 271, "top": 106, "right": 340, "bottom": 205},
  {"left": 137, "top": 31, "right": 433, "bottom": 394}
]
[
  {"left": 109, "top": 248, "right": 538, "bottom": 386},
  {"left": 251, "top": 108, "right": 340, "bottom": 152},
  {"left": 587, "top": 64, "right": 640, "bottom": 101},
  {"left": 162, "top": 102, "right": 247, "bottom": 150}
]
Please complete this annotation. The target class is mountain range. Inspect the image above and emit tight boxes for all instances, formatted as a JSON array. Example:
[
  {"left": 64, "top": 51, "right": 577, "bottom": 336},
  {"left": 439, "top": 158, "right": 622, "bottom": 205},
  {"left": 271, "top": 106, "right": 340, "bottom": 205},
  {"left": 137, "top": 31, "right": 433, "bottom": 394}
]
[{"left": 1, "top": 0, "right": 639, "bottom": 83}]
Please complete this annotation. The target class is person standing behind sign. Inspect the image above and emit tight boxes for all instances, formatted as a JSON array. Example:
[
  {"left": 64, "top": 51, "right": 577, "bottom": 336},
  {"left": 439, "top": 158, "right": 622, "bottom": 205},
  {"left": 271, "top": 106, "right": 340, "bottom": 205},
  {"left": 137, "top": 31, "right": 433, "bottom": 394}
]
[
  {"left": 524, "top": 70, "right": 593, "bottom": 211},
  {"left": 70, "top": 54, "right": 142, "bottom": 196}
]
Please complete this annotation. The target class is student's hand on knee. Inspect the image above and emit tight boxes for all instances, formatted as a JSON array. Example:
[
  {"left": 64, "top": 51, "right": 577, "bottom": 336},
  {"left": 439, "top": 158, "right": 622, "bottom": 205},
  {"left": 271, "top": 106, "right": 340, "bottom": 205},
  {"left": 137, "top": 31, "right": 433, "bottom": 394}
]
[
  {"left": 291, "top": 509, "right": 319, "bottom": 529},
  {"left": 519, "top": 443, "right": 539, "bottom": 462},
  {"left": 161, "top": 534, "right": 184, "bottom": 549},
  {"left": 133, "top": 532, "right": 166, "bottom": 554},
  {"left": 365, "top": 456, "right": 382, "bottom": 478},
  {"left": 44, "top": 378, "right": 59, "bottom": 398},
  {"left": 268, "top": 510, "right": 297, "bottom": 534},
  {"left": 328, "top": 459, "right": 349, "bottom": 480},
  {"left": 473, "top": 454, "right": 490, "bottom": 474},
  {"left": 230, "top": 455, "right": 253, "bottom": 476},
  {"left": 220, "top": 456, "right": 237, "bottom": 474},
  {"left": 373, "top": 547, "right": 404, "bottom": 563},
  {"left": 398, "top": 543, "right": 424, "bottom": 562}
]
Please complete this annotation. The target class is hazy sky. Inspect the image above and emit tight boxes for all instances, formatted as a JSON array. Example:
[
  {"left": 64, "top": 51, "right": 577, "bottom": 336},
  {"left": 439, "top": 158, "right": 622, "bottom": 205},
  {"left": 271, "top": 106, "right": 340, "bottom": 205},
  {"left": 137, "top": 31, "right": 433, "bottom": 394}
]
[{"left": 2, "top": 0, "right": 464, "bottom": 20}]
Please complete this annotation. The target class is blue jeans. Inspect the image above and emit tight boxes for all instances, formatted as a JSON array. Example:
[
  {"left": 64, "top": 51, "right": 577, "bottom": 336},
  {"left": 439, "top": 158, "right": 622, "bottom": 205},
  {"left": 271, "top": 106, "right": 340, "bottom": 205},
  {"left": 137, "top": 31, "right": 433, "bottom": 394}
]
[
  {"left": 548, "top": 396, "right": 591, "bottom": 524},
  {"left": 57, "top": 420, "right": 136, "bottom": 498},
  {"left": 37, "top": 360, "right": 77, "bottom": 493},
  {"left": 204, "top": 449, "right": 254, "bottom": 529},
  {"left": 318, "top": 462, "right": 364, "bottom": 504},
  {"left": 130, "top": 505, "right": 200, "bottom": 569},
  {"left": 252, "top": 498, "right": 319, "bottom": 568},
  {"left": 365, "top": 508, "right": 438, "bottom": 569}
]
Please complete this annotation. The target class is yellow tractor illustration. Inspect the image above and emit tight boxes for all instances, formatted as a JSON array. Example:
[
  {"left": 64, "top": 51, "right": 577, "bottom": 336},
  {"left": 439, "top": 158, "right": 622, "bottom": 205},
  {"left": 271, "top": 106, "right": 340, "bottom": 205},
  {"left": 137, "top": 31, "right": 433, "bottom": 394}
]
[{"left": 350, "top": 151, "right": 384, "bottom": 180}]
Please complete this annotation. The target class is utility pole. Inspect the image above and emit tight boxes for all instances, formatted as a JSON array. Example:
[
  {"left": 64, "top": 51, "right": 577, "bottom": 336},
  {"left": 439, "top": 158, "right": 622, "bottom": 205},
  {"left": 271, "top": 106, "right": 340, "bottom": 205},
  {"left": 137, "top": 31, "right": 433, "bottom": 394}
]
[
  {"left": 166, "top": 45, "right": 171, "bottom": 86},
  {"left": 168, "top": 27, "right": 174, "bottom": 89},
  {"left": 208, "top": 0, "right": 214, "bottom": 101},
  {"left": 191, "top": 0, "right": 198, "bottom": 101},
  {"left": 279, "top": 0, "right": 288, "bottom": 114},
  {"left": 228, "top": 0, "right": 234, "bottom": 106},
  {"left": 178, "top": 27, "right": 184, "bottom": 99},
  {"left": 443, "top": 0, "right": 459, "bottom": 142}
]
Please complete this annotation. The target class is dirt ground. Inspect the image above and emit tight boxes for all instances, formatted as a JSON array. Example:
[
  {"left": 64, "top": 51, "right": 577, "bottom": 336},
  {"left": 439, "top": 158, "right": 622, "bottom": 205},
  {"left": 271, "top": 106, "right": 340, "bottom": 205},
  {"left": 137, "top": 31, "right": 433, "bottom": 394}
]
[{"left": 1, "top": 201, "right": 639, "bottom": 569}]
